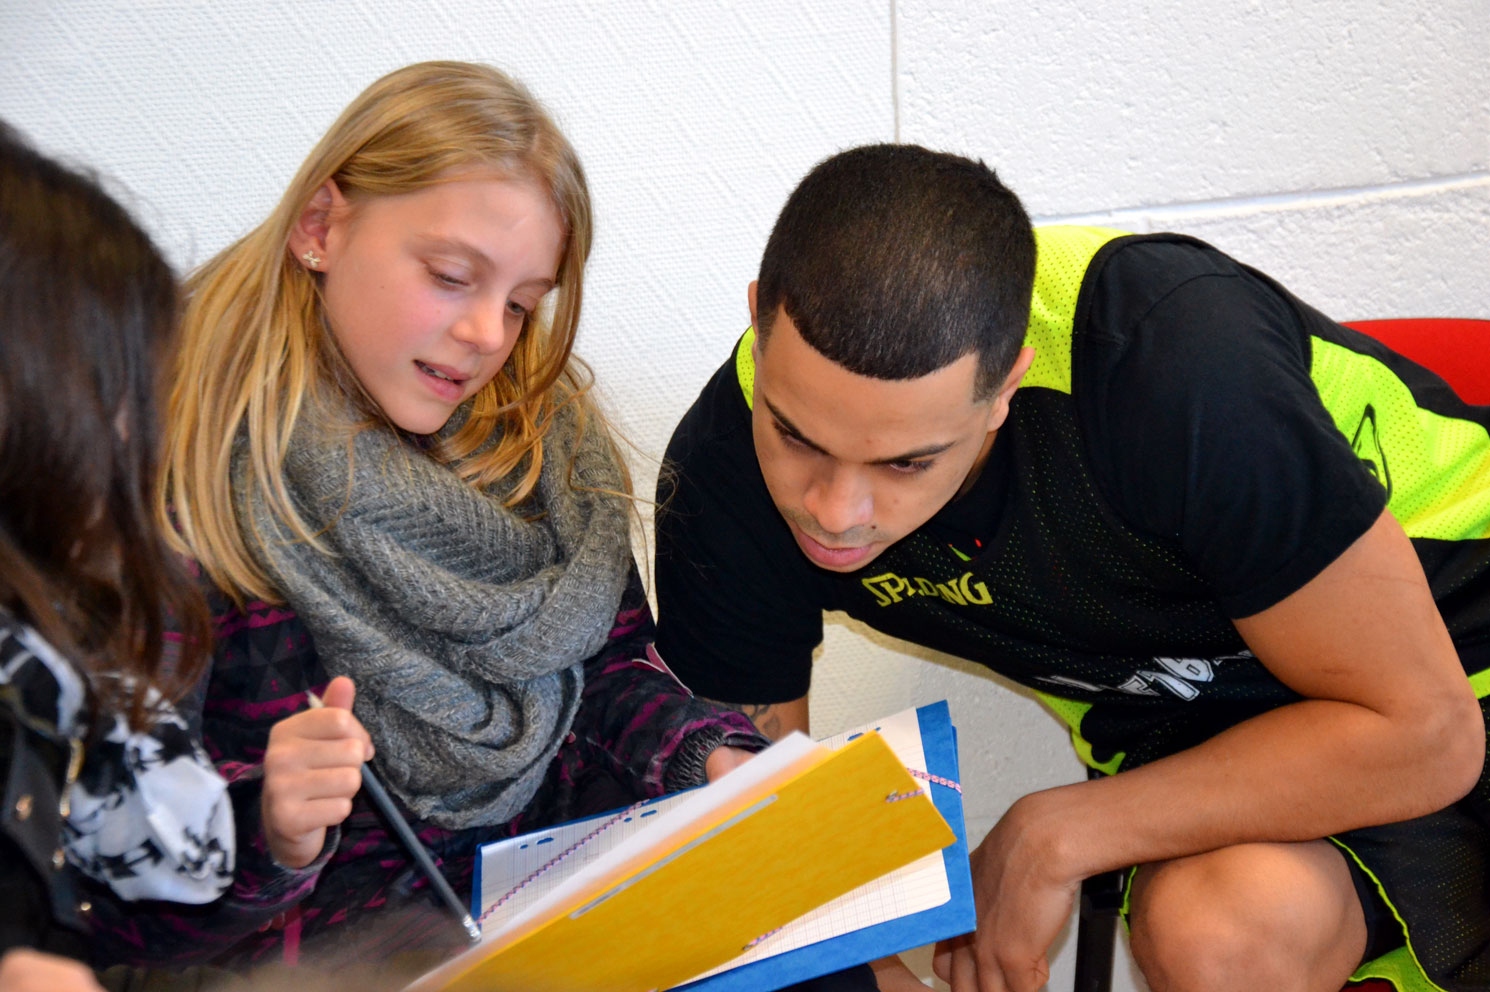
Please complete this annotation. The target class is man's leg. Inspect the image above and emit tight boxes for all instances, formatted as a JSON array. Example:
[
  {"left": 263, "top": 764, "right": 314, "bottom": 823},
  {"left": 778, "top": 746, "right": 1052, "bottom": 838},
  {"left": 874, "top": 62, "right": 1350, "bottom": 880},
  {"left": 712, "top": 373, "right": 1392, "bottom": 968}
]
[{"left": 1127, "top": 839, "right": 1368, "bottom": 992}]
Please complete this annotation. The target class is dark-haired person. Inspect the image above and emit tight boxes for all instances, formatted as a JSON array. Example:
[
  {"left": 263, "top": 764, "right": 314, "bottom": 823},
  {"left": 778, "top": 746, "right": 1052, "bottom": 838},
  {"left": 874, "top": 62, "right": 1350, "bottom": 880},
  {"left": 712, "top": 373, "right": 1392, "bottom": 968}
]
[
  {"left": 0, "top": 123, "right": 234, "bottom": 990},
  {"left": 653, "top": 143, "right": 1490, "bottom": 992}
]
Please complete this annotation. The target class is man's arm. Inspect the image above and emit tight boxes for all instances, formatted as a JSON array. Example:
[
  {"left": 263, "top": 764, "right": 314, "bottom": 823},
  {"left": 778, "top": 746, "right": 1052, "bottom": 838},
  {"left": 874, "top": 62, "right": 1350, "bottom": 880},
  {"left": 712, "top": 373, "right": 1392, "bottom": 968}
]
[
  {"left": 952, "top": 508, "right": 1485, "bottom": 992},
  {"left": 698, "top": 694, "right": 810, "bottom": 741}
]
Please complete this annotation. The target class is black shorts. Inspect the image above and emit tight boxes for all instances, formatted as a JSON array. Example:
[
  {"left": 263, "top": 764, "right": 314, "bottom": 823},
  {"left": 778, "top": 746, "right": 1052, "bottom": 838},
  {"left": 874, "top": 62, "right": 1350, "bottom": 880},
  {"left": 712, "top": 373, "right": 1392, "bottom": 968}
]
[{"left": 1347, "top": 853, "right": 1407, "bottom": 967}]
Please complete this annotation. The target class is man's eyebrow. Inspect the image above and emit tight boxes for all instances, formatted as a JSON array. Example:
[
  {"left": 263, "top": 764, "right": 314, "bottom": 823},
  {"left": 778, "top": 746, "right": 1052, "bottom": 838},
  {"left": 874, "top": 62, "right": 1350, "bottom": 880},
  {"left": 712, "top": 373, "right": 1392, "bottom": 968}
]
[
  {"left": 762, "top": 396, "right": 956, "bottom": 464},
  {"left": 763, "top": 398, "right": 829, "bottom": 455}
]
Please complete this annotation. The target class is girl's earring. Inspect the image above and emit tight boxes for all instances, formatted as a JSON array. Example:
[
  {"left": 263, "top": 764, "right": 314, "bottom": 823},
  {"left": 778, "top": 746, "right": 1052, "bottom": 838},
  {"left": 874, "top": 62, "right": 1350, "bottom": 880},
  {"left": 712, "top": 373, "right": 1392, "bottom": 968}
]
[{"left": 302, "top": 249, "right": 322, "bottom": 268}]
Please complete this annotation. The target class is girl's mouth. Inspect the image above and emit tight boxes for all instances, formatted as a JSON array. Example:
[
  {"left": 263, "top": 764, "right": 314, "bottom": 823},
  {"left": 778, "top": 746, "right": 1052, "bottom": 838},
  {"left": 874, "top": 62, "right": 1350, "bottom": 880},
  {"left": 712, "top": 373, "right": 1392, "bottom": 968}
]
[
  {"left": 415, "top": 360, "right": 466, "bottom": 401},
  {"left": 416, "top": 360, "right": 464, "bottom": 384}
]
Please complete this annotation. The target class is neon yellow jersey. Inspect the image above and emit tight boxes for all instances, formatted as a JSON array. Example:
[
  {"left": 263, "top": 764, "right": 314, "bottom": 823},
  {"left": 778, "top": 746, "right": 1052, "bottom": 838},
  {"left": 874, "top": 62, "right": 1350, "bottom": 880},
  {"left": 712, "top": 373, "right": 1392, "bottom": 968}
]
[{"left": 667, "top": 229, "right": 1490, "bottom": 992}]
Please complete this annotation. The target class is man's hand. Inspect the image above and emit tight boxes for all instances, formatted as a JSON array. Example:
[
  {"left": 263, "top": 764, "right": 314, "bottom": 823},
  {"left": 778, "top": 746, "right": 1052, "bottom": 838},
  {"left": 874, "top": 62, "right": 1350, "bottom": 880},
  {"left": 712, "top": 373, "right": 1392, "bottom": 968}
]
[
  {"left": 934, "top": 792, "right": 1080, "bottom": 992},
  {"left": 0, "top": 949, "right": 104, "bottom": 992},
  {"left": 261, "top": 675, "right": 372, "bottom": 868}
]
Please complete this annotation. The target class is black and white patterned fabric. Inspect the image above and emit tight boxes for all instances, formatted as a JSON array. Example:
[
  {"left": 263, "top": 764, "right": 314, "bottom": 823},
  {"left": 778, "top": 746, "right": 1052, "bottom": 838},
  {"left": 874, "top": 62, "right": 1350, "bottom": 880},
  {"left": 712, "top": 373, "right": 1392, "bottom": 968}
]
[{"left": 0, "top": 611, "right": 234, "bottom": 903}]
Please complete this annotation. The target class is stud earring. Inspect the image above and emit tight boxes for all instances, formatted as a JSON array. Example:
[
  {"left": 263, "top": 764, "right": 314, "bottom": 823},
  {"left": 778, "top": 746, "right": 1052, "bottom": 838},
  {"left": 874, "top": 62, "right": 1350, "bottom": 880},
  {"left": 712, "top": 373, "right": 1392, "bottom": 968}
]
[{"left": 301, "top": 249, "right": 322, "bottom": 268}]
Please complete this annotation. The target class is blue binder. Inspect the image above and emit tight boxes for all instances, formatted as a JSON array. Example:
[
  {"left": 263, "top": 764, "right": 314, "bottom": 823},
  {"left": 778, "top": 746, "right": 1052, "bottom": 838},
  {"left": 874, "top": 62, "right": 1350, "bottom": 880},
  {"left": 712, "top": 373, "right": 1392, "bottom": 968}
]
[{"left": 673, "top": 701, "right": 975, "bottom": 992}]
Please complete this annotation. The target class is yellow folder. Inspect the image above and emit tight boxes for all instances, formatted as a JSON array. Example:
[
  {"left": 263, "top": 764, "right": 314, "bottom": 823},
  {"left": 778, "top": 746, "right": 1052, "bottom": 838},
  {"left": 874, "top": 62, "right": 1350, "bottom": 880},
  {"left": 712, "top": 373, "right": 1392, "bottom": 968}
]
[{"left": 409, "top": 730, "right": 954, "bottom": 992}]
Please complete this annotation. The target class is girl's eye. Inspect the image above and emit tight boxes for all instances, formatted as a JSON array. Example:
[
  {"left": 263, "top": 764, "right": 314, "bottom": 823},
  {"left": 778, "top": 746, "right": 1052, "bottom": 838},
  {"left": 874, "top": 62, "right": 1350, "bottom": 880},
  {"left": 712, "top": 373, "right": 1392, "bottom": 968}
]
[
  {"left": 506, "top": 300, "right": 531, "bottom": 318},
  {"left": 428, "top": 267, "right": 469, "bottom": 288}
]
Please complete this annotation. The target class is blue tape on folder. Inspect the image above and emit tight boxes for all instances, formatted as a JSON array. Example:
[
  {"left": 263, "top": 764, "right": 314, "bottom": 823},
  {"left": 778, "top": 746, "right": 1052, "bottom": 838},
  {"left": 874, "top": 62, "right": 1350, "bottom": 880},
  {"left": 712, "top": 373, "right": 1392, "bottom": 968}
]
[{"left": 673, "top": 701, "right": 975, "bottom": 992}]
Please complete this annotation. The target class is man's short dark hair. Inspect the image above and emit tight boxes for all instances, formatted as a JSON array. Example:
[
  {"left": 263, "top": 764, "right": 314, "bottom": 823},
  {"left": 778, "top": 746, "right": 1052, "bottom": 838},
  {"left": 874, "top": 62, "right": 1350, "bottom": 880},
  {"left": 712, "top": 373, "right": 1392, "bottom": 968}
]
[{"left": 756, "top": 144, "right": 1035, "bottom": 399}]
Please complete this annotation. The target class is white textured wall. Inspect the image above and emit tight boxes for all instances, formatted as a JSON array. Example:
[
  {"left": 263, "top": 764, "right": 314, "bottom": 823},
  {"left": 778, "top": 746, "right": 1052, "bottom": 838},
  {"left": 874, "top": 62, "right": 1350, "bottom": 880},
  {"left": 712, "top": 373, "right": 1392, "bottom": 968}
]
[{"left": 4, "top": 3, "right": 1486, "bottom": 990}]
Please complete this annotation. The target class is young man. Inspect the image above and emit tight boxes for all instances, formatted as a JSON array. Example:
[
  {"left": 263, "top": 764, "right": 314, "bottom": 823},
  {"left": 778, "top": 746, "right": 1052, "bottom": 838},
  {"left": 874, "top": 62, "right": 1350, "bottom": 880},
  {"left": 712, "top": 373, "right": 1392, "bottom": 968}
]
[{"left": 653, "top": 144, "right": 1490, "bottom": 992}]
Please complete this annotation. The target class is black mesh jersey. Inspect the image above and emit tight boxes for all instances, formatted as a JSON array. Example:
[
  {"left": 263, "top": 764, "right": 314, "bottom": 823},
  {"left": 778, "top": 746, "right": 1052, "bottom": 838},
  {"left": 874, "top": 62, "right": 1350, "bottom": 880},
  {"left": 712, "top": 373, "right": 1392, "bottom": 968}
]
[
  {"left": 654, "top": 233, "right": 1490, "bottom": 988},
  {"left": 656, "top": 234, "right": 1490, "bottom": 761}
]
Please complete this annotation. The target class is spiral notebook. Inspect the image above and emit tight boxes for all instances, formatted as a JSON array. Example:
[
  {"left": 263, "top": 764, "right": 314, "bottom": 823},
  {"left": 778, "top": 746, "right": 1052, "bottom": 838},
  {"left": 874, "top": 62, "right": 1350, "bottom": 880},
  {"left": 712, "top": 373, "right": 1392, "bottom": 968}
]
[
  {"left": 415, "top": 702, "right": 973, "bottom": 992},
  {"left": 673, "top": 702, "right": 974, "bottom": 991}
]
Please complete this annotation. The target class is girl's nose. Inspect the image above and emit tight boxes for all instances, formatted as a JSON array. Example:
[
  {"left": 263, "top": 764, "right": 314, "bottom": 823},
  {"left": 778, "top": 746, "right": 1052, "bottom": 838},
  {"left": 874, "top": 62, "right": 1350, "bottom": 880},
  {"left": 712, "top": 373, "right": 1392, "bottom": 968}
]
[{"left": 451, "top": 299, "right": 512, "bottom": 355}]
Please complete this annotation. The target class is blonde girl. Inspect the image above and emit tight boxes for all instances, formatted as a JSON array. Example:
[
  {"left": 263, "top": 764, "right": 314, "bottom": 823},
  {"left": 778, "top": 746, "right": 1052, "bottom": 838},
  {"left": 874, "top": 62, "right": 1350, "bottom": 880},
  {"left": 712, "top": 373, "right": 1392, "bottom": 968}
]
[{"left": 94, "top": 62, "right": 761, "bottom": 970}]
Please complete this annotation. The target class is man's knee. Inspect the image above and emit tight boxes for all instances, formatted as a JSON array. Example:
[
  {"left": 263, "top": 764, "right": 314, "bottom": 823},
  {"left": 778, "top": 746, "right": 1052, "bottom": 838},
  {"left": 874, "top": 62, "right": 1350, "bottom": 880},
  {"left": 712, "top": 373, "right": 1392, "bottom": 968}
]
[
  {"left": 1129, "top": 848, "right": 1284, "bottom": 990},
  {"left": 1127, "top": 842, "right": 1366, "bottom": 992}
]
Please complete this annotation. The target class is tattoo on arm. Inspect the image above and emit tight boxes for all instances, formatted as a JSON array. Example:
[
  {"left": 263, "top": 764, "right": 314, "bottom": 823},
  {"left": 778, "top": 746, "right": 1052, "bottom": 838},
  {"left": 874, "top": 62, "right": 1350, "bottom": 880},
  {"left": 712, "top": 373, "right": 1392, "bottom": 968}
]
[{"left": 700, "top": 698, "right": 786, "bottom": 740}]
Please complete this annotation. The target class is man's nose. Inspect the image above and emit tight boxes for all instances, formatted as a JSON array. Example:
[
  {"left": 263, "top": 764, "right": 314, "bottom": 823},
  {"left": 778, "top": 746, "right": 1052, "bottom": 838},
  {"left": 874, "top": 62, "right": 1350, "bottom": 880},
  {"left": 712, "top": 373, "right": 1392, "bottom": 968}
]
[{"left": 801, "top": 466, "right": 873, "bottom": 538}]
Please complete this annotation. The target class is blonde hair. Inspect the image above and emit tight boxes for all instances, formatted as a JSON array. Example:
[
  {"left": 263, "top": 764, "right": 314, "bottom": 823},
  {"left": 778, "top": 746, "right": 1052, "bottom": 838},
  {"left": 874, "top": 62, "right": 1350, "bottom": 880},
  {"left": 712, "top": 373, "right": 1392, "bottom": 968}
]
[{"left": 163, "top": 61, "right": 600, "bottom": 602}]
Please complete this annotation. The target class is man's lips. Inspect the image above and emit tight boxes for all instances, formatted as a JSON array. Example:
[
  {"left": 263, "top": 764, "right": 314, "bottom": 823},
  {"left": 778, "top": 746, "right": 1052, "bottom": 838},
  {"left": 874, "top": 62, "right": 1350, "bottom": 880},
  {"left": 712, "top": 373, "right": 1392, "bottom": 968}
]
[{"left": 791, "top": 523, "right": 874, "bottom": 570}]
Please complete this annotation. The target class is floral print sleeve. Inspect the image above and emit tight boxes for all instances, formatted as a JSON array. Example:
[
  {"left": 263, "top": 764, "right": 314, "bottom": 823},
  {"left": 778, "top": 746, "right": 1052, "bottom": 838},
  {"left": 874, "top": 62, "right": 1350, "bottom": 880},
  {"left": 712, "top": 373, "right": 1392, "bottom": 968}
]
[{"left": 0, "top": 611, "right": 235, "bottom": 905}]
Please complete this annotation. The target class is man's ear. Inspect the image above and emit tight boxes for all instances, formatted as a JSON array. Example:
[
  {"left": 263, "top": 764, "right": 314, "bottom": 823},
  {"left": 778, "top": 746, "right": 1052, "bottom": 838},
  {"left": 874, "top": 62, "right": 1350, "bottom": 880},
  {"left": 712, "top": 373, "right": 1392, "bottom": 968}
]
[
  {"left": 985, "top": 345, "right": 1036, "bottom": 432},
  {"left": 748, "top": 280, "right": 763, "bottom": 366},
  {"left": 287, "top": 180, "right": 343, "bottom": 272}
]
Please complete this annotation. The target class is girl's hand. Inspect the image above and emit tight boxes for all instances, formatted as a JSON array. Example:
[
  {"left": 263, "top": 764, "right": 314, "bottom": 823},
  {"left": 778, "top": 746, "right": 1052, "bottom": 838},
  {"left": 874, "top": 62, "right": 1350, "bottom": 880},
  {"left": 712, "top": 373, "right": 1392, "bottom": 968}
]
[
  {"left": 261, "top": 676, "right": 373, "bottom": 868},
  {"left": 0, "top": 949, "right": 105, "bottom": 992}
]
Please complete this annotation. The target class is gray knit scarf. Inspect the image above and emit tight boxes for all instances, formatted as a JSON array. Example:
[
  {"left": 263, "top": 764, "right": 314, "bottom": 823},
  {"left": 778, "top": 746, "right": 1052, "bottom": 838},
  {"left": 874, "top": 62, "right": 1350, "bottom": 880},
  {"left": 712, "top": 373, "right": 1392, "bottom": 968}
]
[{"left": 232, "top": 397, "right": 631, "bottom": 829}]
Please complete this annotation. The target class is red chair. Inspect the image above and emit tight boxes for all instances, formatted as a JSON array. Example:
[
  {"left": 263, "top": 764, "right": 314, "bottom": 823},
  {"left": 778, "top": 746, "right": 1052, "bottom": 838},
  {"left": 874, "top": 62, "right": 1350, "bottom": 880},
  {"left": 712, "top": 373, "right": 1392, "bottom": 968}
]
[
  {"left": 1344, "top": 318, "right": 1490, "bottom": 404},
  {"left": 1071, "top": 317, "right": 1488, "bottom": 992}
]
